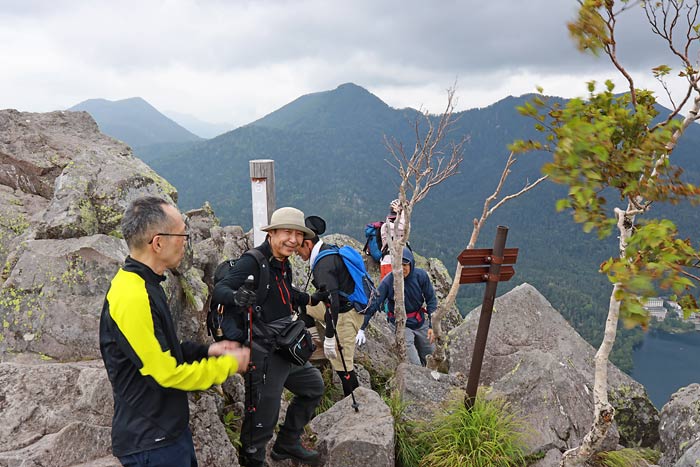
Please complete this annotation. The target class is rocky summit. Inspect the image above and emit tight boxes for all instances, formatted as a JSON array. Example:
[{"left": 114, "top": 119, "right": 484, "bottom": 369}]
[{"left": 0, "top": 109, "right": 698, "bottom": 466}]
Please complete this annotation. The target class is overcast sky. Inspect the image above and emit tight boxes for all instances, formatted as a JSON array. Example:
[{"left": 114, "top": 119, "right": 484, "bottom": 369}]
[{"left": 0, "top": 0, "right": 691, "bottom": 128}]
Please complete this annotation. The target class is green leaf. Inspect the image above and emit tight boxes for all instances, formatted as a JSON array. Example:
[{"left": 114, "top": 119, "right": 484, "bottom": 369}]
[
  {"left": 555, "top": 199, "right": 570, "bottom": 212},
  {"left": 622, "top": 158, "right": 644, "bottom": 172}
]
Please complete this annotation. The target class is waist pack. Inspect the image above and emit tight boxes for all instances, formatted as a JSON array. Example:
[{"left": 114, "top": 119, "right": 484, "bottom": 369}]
[{"left": 274, "top": 320, "right": 315, "bottom": 366}]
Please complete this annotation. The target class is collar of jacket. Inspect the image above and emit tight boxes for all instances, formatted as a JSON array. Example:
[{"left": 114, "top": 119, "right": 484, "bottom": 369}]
[
  {"left": 123, "top": 255, "right": 166, "bottom": 284},
  {"left": 258, "top": 239, "right": 288, "bottom": 271},
  {"left": 309, "top": 239, "right": 324, "bottom": 267}
]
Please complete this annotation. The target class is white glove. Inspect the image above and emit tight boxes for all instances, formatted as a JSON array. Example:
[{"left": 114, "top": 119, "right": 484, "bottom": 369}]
[
  {"left": 323, "top": 337, "right": 337, "bottom": 360},
  {"left": 355, "top": 329, "right": 366, "bottom": 346}
]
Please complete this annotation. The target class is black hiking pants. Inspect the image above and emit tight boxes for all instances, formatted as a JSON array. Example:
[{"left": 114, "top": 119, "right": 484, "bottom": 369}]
[{"left": 241, "top": 347, "right": 324, "bottom": 463}]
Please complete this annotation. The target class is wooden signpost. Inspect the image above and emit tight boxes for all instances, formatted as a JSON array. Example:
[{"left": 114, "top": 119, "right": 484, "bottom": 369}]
[
  {"left": 460, "top": 225, "right": 518, "bottom": 409},
  {"left": 250, "top": 159, "right": 275, "bottom": 247}
]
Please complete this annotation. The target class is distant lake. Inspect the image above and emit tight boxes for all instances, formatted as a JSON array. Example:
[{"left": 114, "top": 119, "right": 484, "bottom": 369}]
[{"left": 631, "top": 330, "right": 700, "bottom": 409}]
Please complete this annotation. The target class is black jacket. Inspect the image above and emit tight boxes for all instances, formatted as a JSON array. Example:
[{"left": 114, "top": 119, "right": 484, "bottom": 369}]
[
  {"left": 212, "top": 241, "right": 309, "bottom": 337},
  {"left": 311, "top": 242, "right": 355, "bottom": 338},
  {"left": 99, "top": 257, "right": 238, "bottom": 457}
]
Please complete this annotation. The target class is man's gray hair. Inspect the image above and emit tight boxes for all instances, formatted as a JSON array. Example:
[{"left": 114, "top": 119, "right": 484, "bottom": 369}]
[{"left": 121, "top": 196, "right": 173, "bottom": 249}]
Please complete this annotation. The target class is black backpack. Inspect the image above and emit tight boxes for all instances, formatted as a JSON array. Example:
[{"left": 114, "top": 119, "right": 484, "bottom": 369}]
[{"left": 206, "top": 249, "right": 269, "bottom": 342}]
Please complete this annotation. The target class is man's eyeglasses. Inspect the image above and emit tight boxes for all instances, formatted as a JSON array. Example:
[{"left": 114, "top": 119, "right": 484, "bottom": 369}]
[{"left": 148, "top": 232, "right": 191, "bottom": 245}]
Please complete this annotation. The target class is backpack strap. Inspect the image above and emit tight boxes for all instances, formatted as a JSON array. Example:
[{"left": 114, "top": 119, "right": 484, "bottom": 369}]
[
  {"left": 242, "top": 248, "right": 270, "bottom": 306},
  {"left": 312, "top": 245, "right": 339, "bottom": 270},
  {"left": 312, "top": 246, "right": 357, "bottom": 303}
]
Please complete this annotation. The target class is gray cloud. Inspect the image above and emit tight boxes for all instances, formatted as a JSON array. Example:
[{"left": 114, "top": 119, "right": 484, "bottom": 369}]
[{"left": 0, "top": 0, "right": 693, "bottom": 124}]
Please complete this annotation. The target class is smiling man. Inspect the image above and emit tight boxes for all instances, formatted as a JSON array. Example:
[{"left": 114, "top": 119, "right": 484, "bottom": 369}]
[
  {"left": 99, "top": 196, "right": 250, "bottom": 467},
  {"left": 212, "top": 206, "right": 325, "bottom": 467}
]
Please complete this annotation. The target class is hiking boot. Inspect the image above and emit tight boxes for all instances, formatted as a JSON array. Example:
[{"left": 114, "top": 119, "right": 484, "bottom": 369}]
[
  {"left": 238, "top": 452, "right": 267, "bottom": 467},
  {"left": 270, "top": 439, "right": 320, "bottom": 466}
]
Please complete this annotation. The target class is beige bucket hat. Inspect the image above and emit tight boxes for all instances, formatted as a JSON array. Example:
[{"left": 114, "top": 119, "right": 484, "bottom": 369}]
[{"left": 261, "top": 207, "right": 315, "bottom": 239}]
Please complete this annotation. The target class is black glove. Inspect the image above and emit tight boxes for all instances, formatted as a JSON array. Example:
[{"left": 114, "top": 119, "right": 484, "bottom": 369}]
[
  {"left": 233, "top": 287, "right": 256, "bottom": 307},
  {"left": 299, "top": 306, "right": 316, "bottom": 328},
  {"left": 310, "top": 289, "right": 330, "bottom": 306}
]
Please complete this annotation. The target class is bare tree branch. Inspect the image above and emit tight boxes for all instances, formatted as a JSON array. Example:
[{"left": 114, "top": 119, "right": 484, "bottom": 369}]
[
  {"left": 427, "top": 148, "right": 546, "bottom": 371},
  {"left": 681, "top": 269, "right": 700, "bottom": 282},
  {"left": 380, "top": 85, "right": 465, "bottom": 362}
]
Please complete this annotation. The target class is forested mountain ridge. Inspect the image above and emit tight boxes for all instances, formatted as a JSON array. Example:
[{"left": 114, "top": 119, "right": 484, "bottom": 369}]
[
  {"left": 133, "top": 83, "right": 700, "bottom": 372},
  {"left": 252, "top": 82, "right": 410, "bottom": 132}
]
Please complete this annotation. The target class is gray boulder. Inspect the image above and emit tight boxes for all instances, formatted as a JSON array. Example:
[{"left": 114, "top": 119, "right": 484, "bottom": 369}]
[
  {"left": 0, "top": 422, "right": 116, "bottom": 467},
  {"left": 659, "top": 384, "right": 700, "bottom": 467},
  {"left": 529, "top": 448, "right": 563, "bottom": 467},
  {"left": 189, "top": 392, "right": 241, "bottom": 467},
  {"left": 0, "top": 360, "right": 116, "bottom": 465},
  {"left": 0, "top": 235, "right": 127, "bottom": 360},
  {"left": 0, "top": 109, "right": 180, "bottom": 362},
  {"left": 0, "top": 360, "right": 241, "bottom": 467},
  {"left": 447, "top": 283, "right": 658, "bottom": 454},
  {"left": 309, "top": 387, "right": 394, "bottom": 467},
  {"left": 182, "top": 222, "right": 253, "bottom": 343},
  {"left": 674, "top": 442, "right": 700, "bottom": 467},
  {"left": 0, "top": 184, "right": 47, "bottom": 274},
  {"left": 0, "top": 110, "right": 176, "bottom": 241},
  {"left": 391, "top": 362, "right": 466, "bottom": 423}
]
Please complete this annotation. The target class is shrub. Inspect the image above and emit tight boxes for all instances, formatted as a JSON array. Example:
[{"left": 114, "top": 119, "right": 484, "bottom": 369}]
[
  {"left": 596, "top": 447, "right": 660, "bottom": 467},
  {"left": 384, "top": 393, "right": 429, "bottom": 467},
  {"left": 418, "top": 394, "right": 528, "bottom": 467}
]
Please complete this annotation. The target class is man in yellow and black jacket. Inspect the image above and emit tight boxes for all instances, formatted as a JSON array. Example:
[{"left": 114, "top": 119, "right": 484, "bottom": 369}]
[{"left": 100, "top": 196, "right": 250, "bottom": 467}]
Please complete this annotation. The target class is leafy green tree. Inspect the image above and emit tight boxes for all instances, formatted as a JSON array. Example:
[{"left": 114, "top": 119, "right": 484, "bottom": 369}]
[{"left": 518, "top": 1, "right": 700, "bottom": 463}]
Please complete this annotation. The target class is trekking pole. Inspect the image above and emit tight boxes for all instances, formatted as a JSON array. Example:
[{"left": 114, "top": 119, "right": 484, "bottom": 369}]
[
  {"left": 320, "top": 285, "right": 360, "bottom": 412},
  {"left": 243, "top": 274, "right": 258, "bottom": 456}
]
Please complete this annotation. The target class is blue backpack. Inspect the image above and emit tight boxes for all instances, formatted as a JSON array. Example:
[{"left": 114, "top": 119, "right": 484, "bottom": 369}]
[
  {"left": 313, "top": 245, "right": 378, "bottom": 313},
  {"left": 363, "top": 221, "right": 384, "bottom": 262}
]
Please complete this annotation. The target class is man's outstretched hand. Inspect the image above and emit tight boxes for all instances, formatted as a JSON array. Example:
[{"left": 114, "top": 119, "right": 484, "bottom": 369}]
[{"left": 209, "top": 340, "right": 251, "bottom": 373}]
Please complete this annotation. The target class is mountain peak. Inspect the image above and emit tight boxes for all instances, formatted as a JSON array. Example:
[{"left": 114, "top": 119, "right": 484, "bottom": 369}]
[
  {"left": 252, "top": 82, "right": 394, "bottom": 132},
  {"left": 68, "top": 97, "right": 201, "bottom": 146},
  {"left": 72, "top": 96, "right": 151, "bottom": 109}
]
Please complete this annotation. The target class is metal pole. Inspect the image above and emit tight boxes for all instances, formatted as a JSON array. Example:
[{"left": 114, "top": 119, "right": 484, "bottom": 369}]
[
  {"left": 249, "top": 159, "right": 275, "bottom": 246},
  {"left": 464, "top": 225, "right": 508, "bottom": 410}
]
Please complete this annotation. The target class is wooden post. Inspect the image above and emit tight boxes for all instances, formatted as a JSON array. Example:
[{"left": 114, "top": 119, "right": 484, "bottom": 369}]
[
  {"left": 249, "top": 159, "right": 275, "bottom": 246},
  {"left": 460, "top": 226, "right": 518, "bottom": 409}
]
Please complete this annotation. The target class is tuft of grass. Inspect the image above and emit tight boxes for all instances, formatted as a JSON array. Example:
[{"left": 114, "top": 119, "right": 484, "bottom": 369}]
[
  {"left": 418, "top": 394, "right": 528, "bottom": 467},
  {"left": 315, "top": 364, "right": 345, "bottom": 415},
  {"left": 384, "top": 392, "right": 429, "bottom": 467},
  {"left": 596, "top": 447, "right": 660, "bottom": 467},
  {"left": 223, "top": 409, "right": 242, "bottom": 449}
]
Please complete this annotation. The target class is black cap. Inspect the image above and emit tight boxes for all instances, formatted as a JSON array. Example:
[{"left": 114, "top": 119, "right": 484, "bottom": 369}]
[{"left": 305, "top": 215, "right": 326, "bottom": 236}]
